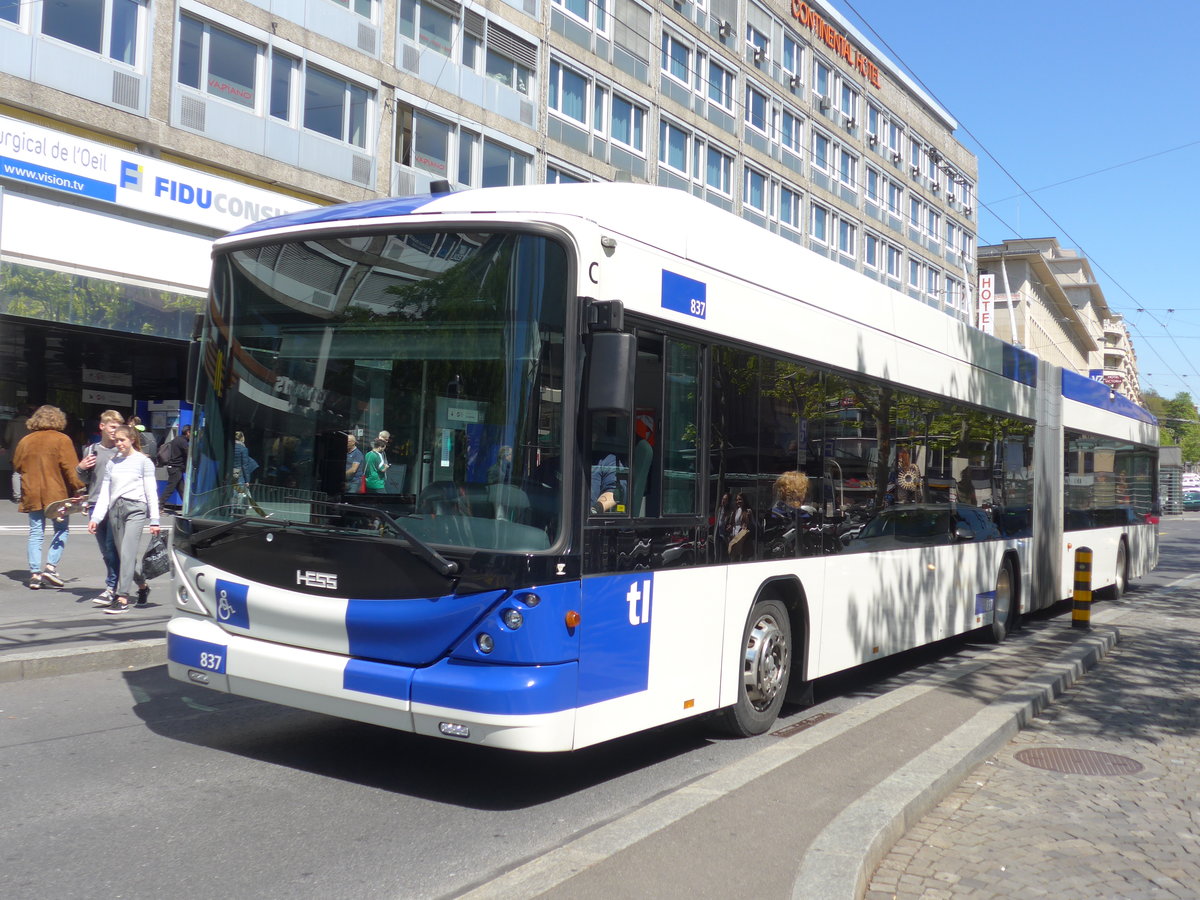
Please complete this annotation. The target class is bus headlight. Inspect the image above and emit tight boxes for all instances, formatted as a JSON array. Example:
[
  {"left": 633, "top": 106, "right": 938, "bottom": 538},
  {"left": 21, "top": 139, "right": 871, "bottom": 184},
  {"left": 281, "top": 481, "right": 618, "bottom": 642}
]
[
  {"left": 476, "top": 633, "right": 495, "bottom": 653},
  {"left": 501, "top": 609, "right": 524, "bottom": 630},
  {"left": 516, "top": 592, "right": 541, "bottom": 607}
]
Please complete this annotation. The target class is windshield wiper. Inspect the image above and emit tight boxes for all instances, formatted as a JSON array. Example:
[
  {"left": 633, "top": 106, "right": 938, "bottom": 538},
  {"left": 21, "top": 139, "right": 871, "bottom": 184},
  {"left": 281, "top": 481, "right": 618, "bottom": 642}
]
[
  {"left": 190, "top": 515, "right": 278, "bottom": 549},
  {"left": 319, "top": 501, "right": 459, "bottom": 577}
]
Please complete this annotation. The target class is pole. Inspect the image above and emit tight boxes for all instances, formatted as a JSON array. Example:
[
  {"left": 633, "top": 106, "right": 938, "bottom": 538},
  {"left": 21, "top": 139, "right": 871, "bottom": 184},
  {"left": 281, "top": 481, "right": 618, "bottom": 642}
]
[{"left": 1072, "top": 546, "right": 1092, "bottom": 630}]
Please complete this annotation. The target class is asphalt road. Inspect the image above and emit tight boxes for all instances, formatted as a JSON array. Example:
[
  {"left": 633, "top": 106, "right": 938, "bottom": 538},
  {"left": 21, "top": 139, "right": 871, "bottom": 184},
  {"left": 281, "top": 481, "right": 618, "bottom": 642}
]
[{"left": 5, "top": 521, "right": 1188, "bottom": 900}]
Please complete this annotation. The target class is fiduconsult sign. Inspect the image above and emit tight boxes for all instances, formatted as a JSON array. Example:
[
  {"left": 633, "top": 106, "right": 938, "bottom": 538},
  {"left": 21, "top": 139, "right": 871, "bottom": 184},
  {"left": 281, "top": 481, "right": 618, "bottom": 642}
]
[{"left": 0, "top": 114, "right": 317, "bottom": 233}]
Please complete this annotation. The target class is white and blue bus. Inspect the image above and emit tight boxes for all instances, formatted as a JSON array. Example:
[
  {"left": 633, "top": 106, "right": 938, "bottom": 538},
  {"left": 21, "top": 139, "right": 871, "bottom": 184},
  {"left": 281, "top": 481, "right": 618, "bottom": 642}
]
[{"left": 165, "top": 183, "right": 1158, "bottom": 751}]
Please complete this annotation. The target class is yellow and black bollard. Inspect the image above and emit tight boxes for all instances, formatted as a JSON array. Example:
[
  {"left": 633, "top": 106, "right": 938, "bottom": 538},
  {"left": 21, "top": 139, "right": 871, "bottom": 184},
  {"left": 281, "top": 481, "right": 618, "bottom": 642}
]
[{"left": 1072, "top": 546, "right": 1093, "bottom": 630}]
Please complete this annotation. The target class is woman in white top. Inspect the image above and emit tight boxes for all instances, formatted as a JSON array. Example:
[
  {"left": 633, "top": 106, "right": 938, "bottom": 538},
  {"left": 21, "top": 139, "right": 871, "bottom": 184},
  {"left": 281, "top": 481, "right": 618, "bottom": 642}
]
[{"left": 88, "top": 425, "right": 161, "bottom": 614}]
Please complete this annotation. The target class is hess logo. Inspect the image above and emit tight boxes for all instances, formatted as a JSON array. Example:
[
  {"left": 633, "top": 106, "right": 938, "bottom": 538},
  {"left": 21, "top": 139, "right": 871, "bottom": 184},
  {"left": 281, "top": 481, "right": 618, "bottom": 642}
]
[{"left": 297, "top": 570, "right": 338, "bottom": 591}]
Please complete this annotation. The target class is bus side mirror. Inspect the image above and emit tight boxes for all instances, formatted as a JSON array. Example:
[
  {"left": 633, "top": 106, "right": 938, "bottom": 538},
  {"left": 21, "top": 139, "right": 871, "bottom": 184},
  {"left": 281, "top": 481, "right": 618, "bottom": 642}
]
[
  {"left": 184, "top": 313, "right": 204, "bottom": 403},
  {"left": 586, "top": 331, "right": 636, "bottom": 413}
]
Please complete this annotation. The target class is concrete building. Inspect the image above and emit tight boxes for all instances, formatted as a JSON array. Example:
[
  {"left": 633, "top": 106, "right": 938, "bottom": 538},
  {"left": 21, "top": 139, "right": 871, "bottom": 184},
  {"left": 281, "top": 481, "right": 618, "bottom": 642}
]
[
  {"left": 0, "top": 0, "right": 978, "bottom": 436},
  {"left": 977, "top": 238, "right": 1142, "bottom": 406}
]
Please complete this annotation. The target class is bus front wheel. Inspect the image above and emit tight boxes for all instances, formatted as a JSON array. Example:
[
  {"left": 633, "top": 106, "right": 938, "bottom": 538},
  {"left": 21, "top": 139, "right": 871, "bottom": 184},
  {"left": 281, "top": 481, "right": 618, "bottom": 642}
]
[{"left": 717, "top": 598, "right": 792, "bottom": 736}]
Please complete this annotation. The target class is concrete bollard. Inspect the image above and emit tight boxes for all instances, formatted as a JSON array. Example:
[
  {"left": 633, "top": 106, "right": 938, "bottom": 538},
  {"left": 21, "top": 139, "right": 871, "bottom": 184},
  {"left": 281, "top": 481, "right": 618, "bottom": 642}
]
[{"left": 1072, "top": 546, "right": 1092, "bottom": 630}]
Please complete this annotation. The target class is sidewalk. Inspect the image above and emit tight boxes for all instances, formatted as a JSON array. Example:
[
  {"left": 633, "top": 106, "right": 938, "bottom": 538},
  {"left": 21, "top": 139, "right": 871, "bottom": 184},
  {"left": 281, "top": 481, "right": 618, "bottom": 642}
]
[
  {"left": 865, "top": 569, "right": 1200, "bottom": 898},
  {"left": 0, "top": 507, "right": 171, "bottom": 681}
]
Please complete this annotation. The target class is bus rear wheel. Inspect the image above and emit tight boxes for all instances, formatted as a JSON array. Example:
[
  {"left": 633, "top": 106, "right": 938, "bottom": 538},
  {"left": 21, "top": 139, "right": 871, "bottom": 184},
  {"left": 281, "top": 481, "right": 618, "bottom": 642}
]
[
  {"left": 1103, "top": 540, "right": 1129, "bottom": 600},
  {"left": 717, "top": 598, "right": 791, "bottom": 736},
  {"left": 986, "top": 559, "right": 1017, "bottom": 644}
]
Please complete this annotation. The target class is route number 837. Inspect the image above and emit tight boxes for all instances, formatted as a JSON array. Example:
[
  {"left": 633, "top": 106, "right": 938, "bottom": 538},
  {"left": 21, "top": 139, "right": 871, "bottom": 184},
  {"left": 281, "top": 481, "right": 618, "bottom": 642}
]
[
  {"left": 198, "top": 651, "right": 223, "bottom": 670},
  {"left": 689, "top": 299, "right": 706, "bottom": 317}
]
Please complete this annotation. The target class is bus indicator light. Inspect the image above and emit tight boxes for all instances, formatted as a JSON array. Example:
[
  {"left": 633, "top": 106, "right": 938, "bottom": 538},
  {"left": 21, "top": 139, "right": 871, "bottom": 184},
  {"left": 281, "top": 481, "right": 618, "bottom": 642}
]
[
  {"left": 439, "top": 722, "right": 470, "bottom": 738},
  {"left": 565, "top": 610, "right": 581, "bottom": 628}
]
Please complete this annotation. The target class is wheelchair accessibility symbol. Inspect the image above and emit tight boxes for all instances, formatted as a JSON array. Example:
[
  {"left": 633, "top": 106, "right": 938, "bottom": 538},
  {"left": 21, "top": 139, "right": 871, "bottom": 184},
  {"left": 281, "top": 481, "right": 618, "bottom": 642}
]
[{"left": 213, "top": 579, "right": 250, "bottom": 629}]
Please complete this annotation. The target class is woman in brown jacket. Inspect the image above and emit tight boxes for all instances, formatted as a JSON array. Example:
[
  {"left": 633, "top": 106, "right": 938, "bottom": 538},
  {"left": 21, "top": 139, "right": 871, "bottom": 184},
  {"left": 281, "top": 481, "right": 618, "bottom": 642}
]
[{"left": 12, "top": 405, "right": 86, "bottom": 589}]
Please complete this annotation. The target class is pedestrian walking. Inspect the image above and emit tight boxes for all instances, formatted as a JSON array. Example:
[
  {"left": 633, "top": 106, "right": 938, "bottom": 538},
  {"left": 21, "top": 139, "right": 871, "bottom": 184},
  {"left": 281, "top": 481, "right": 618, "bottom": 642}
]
[
  {"left": 12, "top": 405, "right": 86, "bottom": 590},
  {"left": 158, "top": 424, "right": 190, "bottom": 510},
  {"left": 88, "top": 425, "right": 161, "bottom": 614},
  {"left": 77, "top": 410, "right": 125, "bottom": 606}
]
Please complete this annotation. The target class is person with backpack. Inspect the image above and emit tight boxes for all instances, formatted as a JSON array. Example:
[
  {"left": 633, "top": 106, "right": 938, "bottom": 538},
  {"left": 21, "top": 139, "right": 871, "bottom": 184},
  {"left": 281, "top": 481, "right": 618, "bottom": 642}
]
[
  {"left": 77, "top": 410, "right": 124, "bottom": 603},
  {"left": 158, "top": 424, "right": 190, "bottom": 511},
  {"left": 128, "top": 415, "right": 157, "bottom": 462}
]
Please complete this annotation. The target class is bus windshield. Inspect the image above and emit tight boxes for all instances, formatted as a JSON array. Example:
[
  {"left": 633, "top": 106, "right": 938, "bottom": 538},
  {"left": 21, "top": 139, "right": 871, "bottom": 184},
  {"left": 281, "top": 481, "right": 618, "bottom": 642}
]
[{"left": 187, "top": 228, "right": 569, "bottom": 553}]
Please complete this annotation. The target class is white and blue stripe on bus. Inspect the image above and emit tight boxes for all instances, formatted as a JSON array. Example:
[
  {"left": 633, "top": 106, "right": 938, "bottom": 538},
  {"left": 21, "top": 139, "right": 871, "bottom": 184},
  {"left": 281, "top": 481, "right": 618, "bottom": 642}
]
[{"left": 167, "top": 572, "right": 658, "bottom": 717}]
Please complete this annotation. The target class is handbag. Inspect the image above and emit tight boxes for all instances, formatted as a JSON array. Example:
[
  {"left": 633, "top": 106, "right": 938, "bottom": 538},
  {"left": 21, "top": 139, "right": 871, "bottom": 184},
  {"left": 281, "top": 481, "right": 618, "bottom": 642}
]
[{"left": 141, "top": 533, "right": 171, "bottom": 581}]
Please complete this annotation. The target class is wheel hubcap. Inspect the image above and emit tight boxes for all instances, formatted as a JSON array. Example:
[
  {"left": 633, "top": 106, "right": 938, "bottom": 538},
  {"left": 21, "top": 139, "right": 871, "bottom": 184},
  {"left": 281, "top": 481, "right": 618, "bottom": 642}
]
[{"left": 743, "top": 613, "right": 788, "bottom": 710}]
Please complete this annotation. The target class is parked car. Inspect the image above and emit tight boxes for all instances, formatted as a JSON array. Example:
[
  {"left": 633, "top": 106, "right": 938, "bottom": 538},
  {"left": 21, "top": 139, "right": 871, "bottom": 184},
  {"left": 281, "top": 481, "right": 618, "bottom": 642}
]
[{"left": 1183, "top": 491, "right": 1200, "bottom": 511}]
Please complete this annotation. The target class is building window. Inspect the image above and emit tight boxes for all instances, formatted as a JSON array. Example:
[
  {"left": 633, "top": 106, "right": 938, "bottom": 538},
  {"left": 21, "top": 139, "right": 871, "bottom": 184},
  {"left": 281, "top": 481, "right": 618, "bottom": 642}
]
[
  {"left": 485, "top": 41, "right": 533, "bottom": 96},
  {"left": 661, "top": 31, "right": 690, "bottom": 84},
  {"left": 547, "top": 164, "right": 589, "bottom": 184},
  {"left": 610, "top": 93, "right": 646, "bottom": 152},
  {"left": 549, "top": 59, "right": 589, "bottom": 124},
  {"left": 482, "top": 138, "right": 529, "bottom": 186},
  {"left": 866, "top": 168, "right": 881, "bottom": 205},
  {"left": 782, "top": 35, "right": 801, "bottom": 82},
  {"left": 270, "top": 52, "right": 297, "bottom": 121},
  {"left": 926, "top": 266, "right": 940, "bottom": 301},
  {"left": 659, "top": 119, "right": 690, "bottom": 175},
  {"left": 781, "top": 110, "right": 803, "bottom": 153},
  {"left": 810, "top": 203, "right": 828, "bottom": 244},
  {"left": 867, "top": 103, "right": 880, "bottom": 139},
  {"left": 304, "top": 67, "right": 370, "bottom": 147},
  {"left": 812, "top": 130, "right": 830, "bottom": 172},
  {"left": 926, "top": 208, "right": 941, "bottom": 242},
  {"left": 886, "top": 180, "right": 901, "bottom": 216},
  {"left": 1, "top": 0, "right": 18, "bottom": 24},
  {"left": 909, "top": 196, "right": 922, "bottom": 228},
  {"left": 706, "top": 146, "right": 733, "bottom": 194},
  {"left": 706, "top": 59, "right": 735, "bottom": 109},
  {"left": 837, "top": 147, "right": 856, "bottom": 189},
  {"left": 746, "top": 24, "right": 768, "bottom": 63},
  {"left": 839, "top": 80, "right": 857, "bottom": 121},
  {"left": 864, "top": 232, "right": 880, "bottom": 270},
  {"left": 554, "top": 0, "right": 606, "bottom": 32},
  {"left": 909, "top": 257, "right": 922, "bottom": 290},
  {"left": 179, "top": 15, "right": 258, "bottom": 108},
  {"left": 398, "top": 0, "right": 455, "bottom": 56},
  {"left": 887, "top": 120, "right": 901, "bottom": 155},
  {"left": 886, "top": 243, "right": 902, "bottom": 279},
  {"left": 779, "top": 185, "right": 802, "bottom": 230},
  {"left": 813, "top": 58, "right": 830, "bottom": 98},
  {"left": 744, "top": 166, "right": 768, "bottom": 213},
  {"left": 330, "top": 0, "right": 373, "bottom": 20},
  {"left": 42, "top": 0, "right": 144, "bottom": 65},
  {"left": 838, "top": 218, "right": 856, "bottom": 258},
  {"left": 745, "top": 84, "right": 768, "bottom": 134}
]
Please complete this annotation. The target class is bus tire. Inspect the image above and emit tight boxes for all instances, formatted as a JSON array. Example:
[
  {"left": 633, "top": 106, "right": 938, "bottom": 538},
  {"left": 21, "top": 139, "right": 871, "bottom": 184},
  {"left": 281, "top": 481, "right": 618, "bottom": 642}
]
[
  {"left": 717, "top": 597, "right": 791, "bottom": 736},
  {"left": 986, "top": 558, "right": 1018, "bottom": 644},
  {"left": 1102, "top": 540, "right": 1129, "bottom": 600}
]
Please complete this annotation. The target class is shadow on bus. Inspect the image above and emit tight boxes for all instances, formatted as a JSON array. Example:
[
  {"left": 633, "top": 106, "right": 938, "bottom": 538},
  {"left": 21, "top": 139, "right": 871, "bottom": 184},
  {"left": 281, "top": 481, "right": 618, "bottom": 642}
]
[{"left": 122, "top": 666, "right": 714, "bottom": 808}]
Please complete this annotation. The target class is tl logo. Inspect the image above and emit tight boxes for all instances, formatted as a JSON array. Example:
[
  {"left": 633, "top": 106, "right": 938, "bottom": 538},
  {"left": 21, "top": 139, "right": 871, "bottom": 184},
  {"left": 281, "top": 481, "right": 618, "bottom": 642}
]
[{"left": 626, "top": 579, "right": 652, "bottom": 626}]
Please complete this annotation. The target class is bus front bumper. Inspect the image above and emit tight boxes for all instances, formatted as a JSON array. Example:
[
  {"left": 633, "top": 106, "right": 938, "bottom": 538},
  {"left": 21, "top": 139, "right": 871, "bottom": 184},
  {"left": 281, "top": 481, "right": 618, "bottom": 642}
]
[{"left": 166, "top": 615, "right": 579, "bottom": 752}]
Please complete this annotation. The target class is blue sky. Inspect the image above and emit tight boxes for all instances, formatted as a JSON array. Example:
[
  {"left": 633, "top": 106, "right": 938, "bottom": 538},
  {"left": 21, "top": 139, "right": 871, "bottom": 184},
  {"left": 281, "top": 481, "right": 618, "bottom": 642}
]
[{"left": 833, "top": 0, "right": 1200, "bottom": 402}]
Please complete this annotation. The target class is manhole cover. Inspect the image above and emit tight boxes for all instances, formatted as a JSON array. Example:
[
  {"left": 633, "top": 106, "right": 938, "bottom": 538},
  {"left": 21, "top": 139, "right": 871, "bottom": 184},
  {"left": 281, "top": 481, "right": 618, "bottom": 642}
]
[{"left": 1014, "top": 747, "right": 1143, "bottom": 776}]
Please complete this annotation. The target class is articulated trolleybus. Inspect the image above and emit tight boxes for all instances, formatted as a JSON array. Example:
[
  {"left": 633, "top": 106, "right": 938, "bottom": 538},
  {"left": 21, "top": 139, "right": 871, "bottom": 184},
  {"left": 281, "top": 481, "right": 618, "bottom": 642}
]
[{"left": 166, "top": 183, "right": 1158, "bottom": 751}]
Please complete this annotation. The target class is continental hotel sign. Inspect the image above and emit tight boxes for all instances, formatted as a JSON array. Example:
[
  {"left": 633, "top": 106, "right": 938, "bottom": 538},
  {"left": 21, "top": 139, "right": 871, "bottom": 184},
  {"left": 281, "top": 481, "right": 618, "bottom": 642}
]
[{"left": 790, "top": 1, "right": 881, "bottom": 89}]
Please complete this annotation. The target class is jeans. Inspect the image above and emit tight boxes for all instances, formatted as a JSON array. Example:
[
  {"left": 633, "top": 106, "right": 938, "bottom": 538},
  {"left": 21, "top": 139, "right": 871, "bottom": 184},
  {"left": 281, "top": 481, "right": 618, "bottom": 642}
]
[
  {"left": 27, "top": 511, "right": 69, "bottom": 574},
  {"left": 93, "top": 515, "right": 120, "bottom": 591}
]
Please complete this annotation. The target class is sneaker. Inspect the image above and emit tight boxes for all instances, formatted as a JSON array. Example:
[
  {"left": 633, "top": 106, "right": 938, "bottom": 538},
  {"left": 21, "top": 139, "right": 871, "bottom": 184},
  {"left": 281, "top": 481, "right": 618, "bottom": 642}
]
[
  {"left": 28, "top": 573, "right": 42, "bottom": 590},
  {"left": 92, "top": 589, "right": 116, "bottom": 607},
  {"left": 42, "top": 567, "right": 65, "bottom": 588},
  {"left": 104, "top": 598, "right": 130, "bottom": 615},
  {"left": 136, "top": 585, "right": 151, "bottom": 606}
]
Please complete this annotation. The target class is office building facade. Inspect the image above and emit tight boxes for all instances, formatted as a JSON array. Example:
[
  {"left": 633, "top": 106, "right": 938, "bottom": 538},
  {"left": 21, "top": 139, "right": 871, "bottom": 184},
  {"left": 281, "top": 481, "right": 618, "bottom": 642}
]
[{"left": 0, "top": 0, "right": 978, "bottom": 435}]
